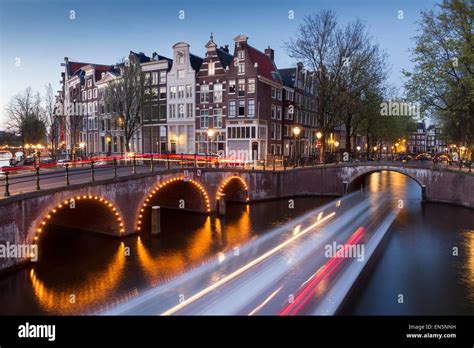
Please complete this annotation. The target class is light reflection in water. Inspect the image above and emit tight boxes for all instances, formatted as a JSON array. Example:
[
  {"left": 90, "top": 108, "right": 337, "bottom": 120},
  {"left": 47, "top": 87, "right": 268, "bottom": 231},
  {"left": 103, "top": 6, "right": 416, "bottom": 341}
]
[
  {"left": 29, "top": 243, "right": 126, "bottom": 314},
  {"left": 136, "top": 208, "right": 252, "bottom": 285},
  {"left": 461, "top": 231, "right": 474, "bottom": 302}
]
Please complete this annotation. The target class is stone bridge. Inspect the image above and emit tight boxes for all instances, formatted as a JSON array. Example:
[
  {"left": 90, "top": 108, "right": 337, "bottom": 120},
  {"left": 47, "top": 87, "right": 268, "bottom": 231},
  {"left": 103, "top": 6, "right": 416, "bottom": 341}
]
[{"left": 0, "top": 164, "right": 472, "bottom": 271}]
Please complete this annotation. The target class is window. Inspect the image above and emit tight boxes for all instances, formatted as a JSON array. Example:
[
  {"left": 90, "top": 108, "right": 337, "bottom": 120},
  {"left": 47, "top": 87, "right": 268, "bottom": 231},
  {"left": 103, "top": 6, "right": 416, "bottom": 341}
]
[
  {"left": 186, "top": 84, "right": 193, "bottom": 98},
  {"left": 208, "top": 61, "right": 215, "bottom": 76},
  {"left": 177, "top": 52, "right": 185, "bottom": 64},
  {"left": 159, "top": 71, "right": 166, "bottom": 84},
  {"left": 170, "top": 86, "right": 176, "bottom": 99},
  {"left": 177, "top": 69, "right": 185, "bottom": 79},
  {"left": 276, "top": 124, "right": 281, "bottom": 140},
  {"left": 200, "top": 85, "right": 209, "bottom": 103},
  {"left": 238, "top": 100, "right": 245, "bottom": 116},
  {"left": 200, "top": 110, "right": 209, "bottom": 128},
  {"left": 229, "top": 101, "right": 236, "bottom": 117},
  {"left": 271, "top": 105, "right": 276, "bottom": 119},
  {"left": 271, "top": 123, "right": 276, "bottom": 140},
  {"left": 271, "top": 87, "right": 276, "bottom": 99},
  {"left": 238, "top": 79, "right": 245, "bottom": 97},
  {"left": 277, "top": 106, "right": 282, "bottom": 120},
  {"left": 186, "top": 103, "right": 193, "bottom": 118},
  {"left": 277, "top": 88, "right": 282, "bottom": 100},
  {"left": 159, "top": 105, "right": 166, "bottom": 120},
  {"left": 87, "top": 79, "right": 92, "bottom": 87},
  {"left": 238, "top": 63, "right": 245, "bottom": 74},
  {"left": 178, "top": 104, "right": 185, "bottom": 118},
  {"left": 238, "top": 50, "right": 245, "bottom": 60},
  {"left": 178, "top": 85, "right": 184, "bottom": 98},
  {"left": 88, "top": 90, "right": 92, "bottom": 99},
  {"left": 93, "top": 89, "right": 98, "bottom": 98},
  {"left": 248, "top": 78, "right": 255, "bottom": 93},
  {"left": 82, "top": 91, "right": 87, "bottom": 100},
  {"left": 152, "top": 72, "right": 158, "bottom": 85},
  {"left": 229, "top": 80, "right": 236, "bottom": 94},
  {"left": 213, "top": 84, "right": 223, "bottom": 103},
  {"left": 159, "top": 87, "right": 166, "bottom": 99},
  {"left": 248, "top": 99, "right": 255, "bottom": 117},
  {"left": 214, "top": 109, "right": 222, "bottom": 128},
  {"left": 144, "top": 73, "right": 151, "bottom": 85},
  {"left": 169, "top": 104, "right": 176, "bottom": 118}
]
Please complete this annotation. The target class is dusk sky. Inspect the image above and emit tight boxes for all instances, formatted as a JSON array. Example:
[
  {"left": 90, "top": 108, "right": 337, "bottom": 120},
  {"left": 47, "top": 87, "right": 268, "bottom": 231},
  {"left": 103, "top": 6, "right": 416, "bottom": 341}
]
[{"left": 0, "top": 0, "right": 437, "bottom": 128}]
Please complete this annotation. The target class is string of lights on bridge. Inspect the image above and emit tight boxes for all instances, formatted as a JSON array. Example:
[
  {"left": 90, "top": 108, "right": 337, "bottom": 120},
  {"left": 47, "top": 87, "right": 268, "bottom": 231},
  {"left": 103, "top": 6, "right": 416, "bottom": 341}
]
[
  {"left": 33, "top": 195, "right": 125, "bottom": 254},
  {"left": 136, "top": 177, "right": 212, "bottom": 231}
]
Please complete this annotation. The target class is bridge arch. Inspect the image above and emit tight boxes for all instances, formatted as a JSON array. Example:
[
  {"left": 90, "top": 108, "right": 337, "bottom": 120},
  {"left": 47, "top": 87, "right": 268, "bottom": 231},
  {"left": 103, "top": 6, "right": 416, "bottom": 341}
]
[
  {"left": 136, "top": 176, "right": 211, "bottom": 231},
  {"left": 217, "top": 176, "right": 249, "bottom": 203},
  {"left": 346, "top": 167, "right": 424, "bottom": 193},
  {"left": 32, "top": 195, "right": 125, "bottom": 259}
]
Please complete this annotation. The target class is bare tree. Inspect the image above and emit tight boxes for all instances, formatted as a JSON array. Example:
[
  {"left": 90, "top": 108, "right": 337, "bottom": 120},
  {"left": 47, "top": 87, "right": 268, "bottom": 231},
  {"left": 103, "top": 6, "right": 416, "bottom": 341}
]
[
  {"left": 103, "top": 57, "right": 148, "bottom": 152},
  {"left": 285, "top": 10, "right": 389, "bottom": 159},
  {"left": 6, "top": 87, "right": 46, "bottom": 150},
  {"left": 44, "top": 83, "right": 61, "bottom": 158},
  {"left": 334, "top": 20, "right": 389, "bottom": 153}
]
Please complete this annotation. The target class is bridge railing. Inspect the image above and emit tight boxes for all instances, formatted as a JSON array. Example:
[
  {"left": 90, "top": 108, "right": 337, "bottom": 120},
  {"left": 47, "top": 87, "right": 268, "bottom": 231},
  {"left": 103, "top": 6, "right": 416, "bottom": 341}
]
[{"left": 0, "top": 153, "right": 471, "bottom": 198}]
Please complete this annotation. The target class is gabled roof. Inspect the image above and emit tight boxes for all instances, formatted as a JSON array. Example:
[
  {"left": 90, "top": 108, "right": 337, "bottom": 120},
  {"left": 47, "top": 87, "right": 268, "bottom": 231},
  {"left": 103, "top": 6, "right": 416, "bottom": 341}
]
[
  {"left": 247, "top": 45, "right": 281, "bottom": 84},
  {"left": 216, "top": 47, "right": 233, "bottom": 69},
  {"left": 190, "top": 53, "right": 204, "bottom": 71},
  {"left": 130, "top": 51, "right": 151, "bottom": 63},
  {"left": 151, "top": 53, "right": 172, "bottom": 64},
  {"left": 66, "top": 61, "right": 113, "bottom": 79},
  {"left": 278, "top": 68, "right": 296, "bottom": 87}
]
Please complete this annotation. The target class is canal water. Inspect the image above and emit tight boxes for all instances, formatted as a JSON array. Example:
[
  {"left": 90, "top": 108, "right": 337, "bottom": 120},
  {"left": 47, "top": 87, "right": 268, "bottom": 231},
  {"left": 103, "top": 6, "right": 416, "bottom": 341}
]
[
  {"left": 340, "top": 171, "right": 474, "bottom": 315},
  {"left": 0, "top": 171, "right": 472, "bottom": 315}
]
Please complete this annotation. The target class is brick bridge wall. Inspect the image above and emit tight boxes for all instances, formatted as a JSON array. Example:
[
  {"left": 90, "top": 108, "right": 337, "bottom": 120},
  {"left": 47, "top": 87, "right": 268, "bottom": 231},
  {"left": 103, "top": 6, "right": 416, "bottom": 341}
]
[{"left": 0, "top": 165, "right": 472, "bottom": 271}]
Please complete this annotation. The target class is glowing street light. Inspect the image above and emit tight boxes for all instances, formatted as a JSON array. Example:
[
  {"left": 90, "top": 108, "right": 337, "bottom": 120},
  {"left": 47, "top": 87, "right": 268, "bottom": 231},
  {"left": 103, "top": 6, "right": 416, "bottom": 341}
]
[
  {"left": 316, "top": 131, "right": 322, "bottom": 139},
  {"left": 356, "top": 146, "right": 361, "bottom": 151},
  {"left": 334, "top": 141, "right": 339, "bottom": 148},
  {"left": 293, "top": 127, "right": 301, "bottom": 136},
  {"left": 207, "top": 129, "right": 215, "bottom": 138}
]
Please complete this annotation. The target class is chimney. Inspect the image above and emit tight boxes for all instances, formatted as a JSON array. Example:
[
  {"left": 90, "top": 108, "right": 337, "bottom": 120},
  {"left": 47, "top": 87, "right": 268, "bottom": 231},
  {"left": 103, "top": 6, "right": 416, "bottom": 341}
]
[
  {"left": 152, "top": 52, "right": 158, "bottom": 60},
  {"left": 219, "top": 45, "right": 229, "bottom": 53},
  {"left": 265, "top": 46, "right": 274, "bottom": 61}
]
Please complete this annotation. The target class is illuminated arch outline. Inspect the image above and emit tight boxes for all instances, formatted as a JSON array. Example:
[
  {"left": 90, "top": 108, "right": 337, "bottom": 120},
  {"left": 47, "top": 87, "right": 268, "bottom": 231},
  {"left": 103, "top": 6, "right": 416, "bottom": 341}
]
[
  {"left": 33, "top": 195, "right": 125, "bottom": 255},
  {"left": 217, "top": 176, "right": 249, "bottom": 201},
  {"left": 136, "top": 177, "right": 211, "bottom": 231}
]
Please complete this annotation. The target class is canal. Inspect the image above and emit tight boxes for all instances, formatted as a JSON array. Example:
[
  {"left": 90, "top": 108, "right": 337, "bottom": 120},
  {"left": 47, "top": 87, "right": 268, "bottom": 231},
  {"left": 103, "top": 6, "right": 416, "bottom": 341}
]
[{"left": 0, "top": 171, "right": 472, "bottom": 315}]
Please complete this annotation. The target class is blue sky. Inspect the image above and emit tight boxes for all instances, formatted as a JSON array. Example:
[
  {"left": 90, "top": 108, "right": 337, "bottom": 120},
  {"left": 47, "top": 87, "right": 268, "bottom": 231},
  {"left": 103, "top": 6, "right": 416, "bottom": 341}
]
[{"left": 0, "top": 0, "right": 438, "bottom": 128}]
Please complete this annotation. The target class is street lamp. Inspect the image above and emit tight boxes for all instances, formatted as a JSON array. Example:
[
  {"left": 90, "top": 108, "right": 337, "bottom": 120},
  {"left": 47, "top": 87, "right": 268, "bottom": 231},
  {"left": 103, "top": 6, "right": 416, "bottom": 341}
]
[
  {"left": 207, "top": 128, "right": 215, "bottom": 167},
  {"left": 316, "top": 131, "right": 322, "bottom": 164},
  {"left": 105, "top": 134, "right": 112, "bottom": 156},
  {"left": 79, "top": 142, "right": 86, "bottom": 159},
  {"left": 293, "top": 126, "right": 301, "bottom": 167}
]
